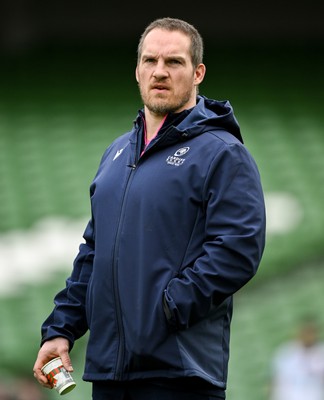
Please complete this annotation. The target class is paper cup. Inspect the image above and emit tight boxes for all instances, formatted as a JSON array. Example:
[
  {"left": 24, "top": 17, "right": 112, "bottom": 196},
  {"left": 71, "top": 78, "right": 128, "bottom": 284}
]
[{"left": 41, "top": 357, "right": 76, "bottom": 395}]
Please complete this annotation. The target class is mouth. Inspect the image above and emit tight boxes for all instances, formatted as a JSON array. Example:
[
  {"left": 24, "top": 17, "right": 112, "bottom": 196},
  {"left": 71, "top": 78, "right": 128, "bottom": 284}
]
[{"left": 151, "top": 84, "right": 169, "bottom": 92}]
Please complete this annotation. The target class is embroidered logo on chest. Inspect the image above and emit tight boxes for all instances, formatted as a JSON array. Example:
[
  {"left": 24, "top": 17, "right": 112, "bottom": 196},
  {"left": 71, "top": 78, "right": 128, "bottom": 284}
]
[
  {"left": 166, "top": 147, "right": 190, "bottom": 166},
  {"left": 113, "top": 148, "right": 124, "bottom": 160}
]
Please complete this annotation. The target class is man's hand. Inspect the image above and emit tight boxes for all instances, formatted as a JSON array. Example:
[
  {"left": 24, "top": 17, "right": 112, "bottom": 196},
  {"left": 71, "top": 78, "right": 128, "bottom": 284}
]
[{"left": 33, "top": 337, "right": 73, "bottom": 388}]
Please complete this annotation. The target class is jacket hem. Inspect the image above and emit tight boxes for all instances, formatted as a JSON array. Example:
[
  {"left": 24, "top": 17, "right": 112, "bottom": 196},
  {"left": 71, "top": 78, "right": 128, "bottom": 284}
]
[{"left": 83, "top": 369, "right": 226, "bottom": 388}]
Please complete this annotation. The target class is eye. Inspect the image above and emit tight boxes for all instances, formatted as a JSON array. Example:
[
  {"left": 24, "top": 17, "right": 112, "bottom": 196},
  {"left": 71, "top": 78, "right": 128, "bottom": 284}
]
[
  {"left": 168, "top": 59, "right": 183, "bottom": 66},
  {"left": 144, "top": 58, "right": 156, "bottom": 64}
]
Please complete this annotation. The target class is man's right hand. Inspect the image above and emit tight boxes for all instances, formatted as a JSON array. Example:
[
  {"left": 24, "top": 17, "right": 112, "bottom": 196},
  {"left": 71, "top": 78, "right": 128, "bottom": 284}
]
[{"left": 33, "top": 337, "right": 73, "bottom": 389}]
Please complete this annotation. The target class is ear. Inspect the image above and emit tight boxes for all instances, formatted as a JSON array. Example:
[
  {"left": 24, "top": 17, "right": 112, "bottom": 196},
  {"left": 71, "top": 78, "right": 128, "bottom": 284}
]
[
  {"left": 194, "top": 63, "right": 206, "bottom": 85},
  {"left": 135, "top": 66, "right": 139, "bottom": 83}
]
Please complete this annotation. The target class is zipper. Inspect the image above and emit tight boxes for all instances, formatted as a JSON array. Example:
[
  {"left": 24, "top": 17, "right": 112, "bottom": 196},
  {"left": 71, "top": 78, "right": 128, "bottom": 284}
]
[
  {"left": 112, "top": 147, "right": 138, "bottom": 380},
  {"left": 111, "top": 127, "right": 175, "bottom": 378}
]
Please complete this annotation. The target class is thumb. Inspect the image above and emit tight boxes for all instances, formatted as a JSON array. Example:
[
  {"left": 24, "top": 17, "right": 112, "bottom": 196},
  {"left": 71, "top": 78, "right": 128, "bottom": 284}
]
[{"left": 60, "top": 352, "right": 74, "bottom": 372}]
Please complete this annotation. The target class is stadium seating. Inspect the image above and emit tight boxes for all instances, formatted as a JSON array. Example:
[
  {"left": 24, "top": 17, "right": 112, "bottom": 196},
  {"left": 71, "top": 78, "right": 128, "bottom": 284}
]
[{"left": 0, "top": 44, "right": 323, "bottom": 400}]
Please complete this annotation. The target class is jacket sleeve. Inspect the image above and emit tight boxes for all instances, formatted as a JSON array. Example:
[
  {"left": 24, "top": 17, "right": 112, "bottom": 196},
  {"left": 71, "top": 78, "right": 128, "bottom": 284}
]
[
  {"left": 41, "top": 218, "right": 95, "bottom": 348},
  {"left": 163, "top": 142, "right": 266, "bottom": 330}
]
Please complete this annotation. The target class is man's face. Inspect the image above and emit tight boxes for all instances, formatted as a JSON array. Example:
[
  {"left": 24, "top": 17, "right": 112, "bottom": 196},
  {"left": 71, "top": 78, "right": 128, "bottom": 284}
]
[{"left": 136, "top": 29, "right": 205, "bottom": 116}]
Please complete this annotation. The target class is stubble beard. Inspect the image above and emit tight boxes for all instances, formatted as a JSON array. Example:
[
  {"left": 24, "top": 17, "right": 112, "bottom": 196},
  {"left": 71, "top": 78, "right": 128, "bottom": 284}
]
[{"left": 139, "top": 86, "right": 193, "bottom": 116}]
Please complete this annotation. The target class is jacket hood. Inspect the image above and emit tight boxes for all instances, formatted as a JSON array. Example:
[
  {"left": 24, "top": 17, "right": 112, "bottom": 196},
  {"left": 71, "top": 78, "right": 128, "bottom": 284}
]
[{"left": 175, "top": 95, "right": 243, "bottom": 144}]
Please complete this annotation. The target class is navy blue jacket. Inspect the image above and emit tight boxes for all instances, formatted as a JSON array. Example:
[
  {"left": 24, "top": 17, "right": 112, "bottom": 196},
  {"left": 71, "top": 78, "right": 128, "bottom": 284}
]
[{"left": 42, "top": 95, "right": 266, "bottom": 389}]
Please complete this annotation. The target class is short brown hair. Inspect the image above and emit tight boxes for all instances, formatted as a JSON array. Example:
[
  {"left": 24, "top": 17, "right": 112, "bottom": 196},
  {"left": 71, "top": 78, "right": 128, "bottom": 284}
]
[{"left": 137, "top": 17, "right": 204, "bottom": 68}]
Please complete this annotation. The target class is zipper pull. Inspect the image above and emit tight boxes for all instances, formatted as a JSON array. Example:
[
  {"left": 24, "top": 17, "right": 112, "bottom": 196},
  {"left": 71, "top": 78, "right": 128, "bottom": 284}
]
[{"left": 127, "top": 163, "right": 136, "bottom": 169}]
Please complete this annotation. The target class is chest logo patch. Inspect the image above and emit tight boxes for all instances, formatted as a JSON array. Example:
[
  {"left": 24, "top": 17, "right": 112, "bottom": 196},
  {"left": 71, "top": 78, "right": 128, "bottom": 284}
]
[
  {"left": 166, "top": 147, "right": 190, "bottom": 166},
  {"left": 113, "top": 148, "right": 124, "bottom": 161}
]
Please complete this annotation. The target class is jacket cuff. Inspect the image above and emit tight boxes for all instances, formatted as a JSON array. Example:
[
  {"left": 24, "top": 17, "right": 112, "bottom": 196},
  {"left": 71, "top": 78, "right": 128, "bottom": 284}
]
[{"left": 41, "top": 328, "right": 75, "bottom": 351}]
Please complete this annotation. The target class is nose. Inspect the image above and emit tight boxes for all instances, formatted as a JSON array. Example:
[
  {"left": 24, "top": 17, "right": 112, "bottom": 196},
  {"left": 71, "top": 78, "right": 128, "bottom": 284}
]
[{"left": 152, "top": 60, "right": 168, "bottom": 79}]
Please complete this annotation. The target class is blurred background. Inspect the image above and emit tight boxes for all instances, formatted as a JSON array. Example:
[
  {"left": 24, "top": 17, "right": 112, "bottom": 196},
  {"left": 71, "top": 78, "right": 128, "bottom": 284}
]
[{"left": 0, "top": 1, "right": 323, "bottom": 399}]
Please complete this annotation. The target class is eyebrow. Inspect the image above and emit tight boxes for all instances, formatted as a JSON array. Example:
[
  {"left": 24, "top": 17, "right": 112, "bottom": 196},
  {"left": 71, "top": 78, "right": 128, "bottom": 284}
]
[{"left": 142, "top": 53, "right": 187, "bottom": 62}]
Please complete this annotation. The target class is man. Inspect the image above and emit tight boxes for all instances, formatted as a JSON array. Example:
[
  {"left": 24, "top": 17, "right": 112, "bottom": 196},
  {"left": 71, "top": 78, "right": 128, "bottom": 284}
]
[
  {"left": 33, "top": 17, "right": 266, "bottom": 399},
  {"left": 269, "top": 316, "right": 324, "bottom": 400}
]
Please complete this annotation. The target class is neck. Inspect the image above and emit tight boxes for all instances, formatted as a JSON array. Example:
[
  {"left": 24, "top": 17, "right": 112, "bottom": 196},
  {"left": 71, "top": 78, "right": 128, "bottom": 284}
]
[{"left": 144, "top": 113, "right": 168, "bottom": 142}]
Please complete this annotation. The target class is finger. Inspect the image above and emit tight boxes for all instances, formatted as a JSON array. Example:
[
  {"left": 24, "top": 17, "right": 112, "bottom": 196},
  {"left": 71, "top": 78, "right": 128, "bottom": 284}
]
[
  {"left": 60, "top": 352, "right": 74, "bottom": 372},
  {"left": 33, "top": 368, "right": 52, "bottom": 388}
]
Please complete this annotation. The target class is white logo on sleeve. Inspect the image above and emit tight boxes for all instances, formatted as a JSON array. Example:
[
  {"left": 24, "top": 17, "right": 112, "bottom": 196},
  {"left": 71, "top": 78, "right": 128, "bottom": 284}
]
[{"left": 166, "top": 147, "right": 190, "bottom": 166}]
